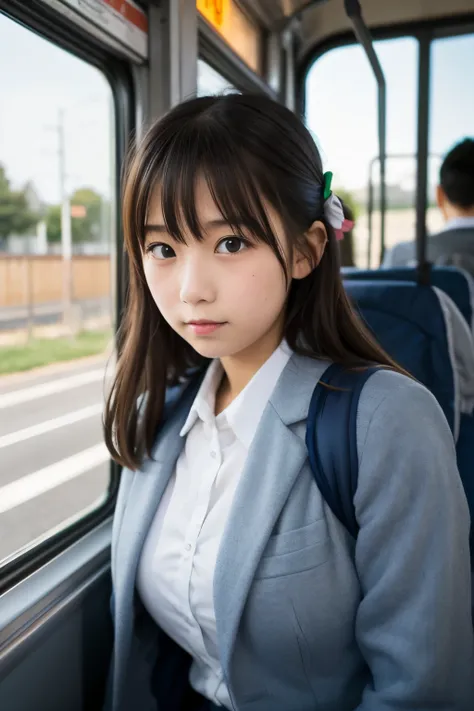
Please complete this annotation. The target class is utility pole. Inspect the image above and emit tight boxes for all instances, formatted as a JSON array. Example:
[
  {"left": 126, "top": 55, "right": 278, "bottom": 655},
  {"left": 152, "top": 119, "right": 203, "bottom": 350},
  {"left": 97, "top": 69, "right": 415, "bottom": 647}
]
[{"left": 58, "top": 109, "right": 73, "bottom": 333}]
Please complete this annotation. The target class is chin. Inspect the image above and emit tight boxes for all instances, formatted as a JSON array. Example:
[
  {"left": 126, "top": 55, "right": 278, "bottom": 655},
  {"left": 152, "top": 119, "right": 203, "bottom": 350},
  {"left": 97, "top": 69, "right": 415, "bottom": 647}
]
[
  {"left": 187, "top": 339, "right": 234, "bottom": 360},
  {"left": 176, "top": 324, "right": 259, "bottom": 360},
  {"left": 179, "top": 330, "right": 240, "bottom": 360}
]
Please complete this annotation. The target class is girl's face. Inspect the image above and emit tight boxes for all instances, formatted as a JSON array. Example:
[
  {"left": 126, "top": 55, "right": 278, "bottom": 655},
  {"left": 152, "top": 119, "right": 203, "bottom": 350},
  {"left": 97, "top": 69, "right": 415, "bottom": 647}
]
[{"left": 143, "top": 178, "right": 293, "bottom": 361}]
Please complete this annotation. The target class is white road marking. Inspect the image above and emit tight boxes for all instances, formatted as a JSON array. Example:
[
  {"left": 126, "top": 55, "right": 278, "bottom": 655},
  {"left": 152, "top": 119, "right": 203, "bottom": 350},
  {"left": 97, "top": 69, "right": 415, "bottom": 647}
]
[
  {"left": 0, "top": 443, "right": 109, "bottom": 514},
  {"left": 0, "top": 404, "right": 103, "bottom": 450},
  {"left": 0, "top": 369, "right": 106, "bottom": 410}
]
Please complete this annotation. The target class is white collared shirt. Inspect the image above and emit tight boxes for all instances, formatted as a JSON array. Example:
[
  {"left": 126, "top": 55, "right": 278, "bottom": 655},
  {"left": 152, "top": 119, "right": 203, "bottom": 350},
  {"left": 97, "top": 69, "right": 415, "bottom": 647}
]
[
  {"left": 439, "top": 215, "right": 474, "bottom": 233},
  {"left": 137, "top": 341, "right": 293, "bottom": 708}
]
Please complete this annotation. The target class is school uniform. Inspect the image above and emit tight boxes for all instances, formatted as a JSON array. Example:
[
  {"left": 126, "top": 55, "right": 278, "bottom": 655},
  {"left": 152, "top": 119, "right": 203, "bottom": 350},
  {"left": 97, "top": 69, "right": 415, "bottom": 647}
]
[{"left": 106, "top": 345, "right": 474, "bottom": 711}]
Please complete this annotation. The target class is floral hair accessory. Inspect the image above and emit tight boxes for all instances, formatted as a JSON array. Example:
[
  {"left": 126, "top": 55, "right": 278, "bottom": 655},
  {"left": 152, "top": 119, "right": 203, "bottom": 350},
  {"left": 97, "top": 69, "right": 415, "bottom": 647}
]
[{"left": 322, "top": 171, "right": 354, "bottom": 241}]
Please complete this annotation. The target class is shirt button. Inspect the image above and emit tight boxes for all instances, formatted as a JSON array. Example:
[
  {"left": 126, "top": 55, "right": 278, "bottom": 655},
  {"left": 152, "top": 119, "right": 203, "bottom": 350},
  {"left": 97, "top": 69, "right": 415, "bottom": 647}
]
[
  {"left": 185, "top": 543, "right": 192, "bottom": 551},
  {"left": 210, "top": 450, "right": 217, "bottom": 458}
]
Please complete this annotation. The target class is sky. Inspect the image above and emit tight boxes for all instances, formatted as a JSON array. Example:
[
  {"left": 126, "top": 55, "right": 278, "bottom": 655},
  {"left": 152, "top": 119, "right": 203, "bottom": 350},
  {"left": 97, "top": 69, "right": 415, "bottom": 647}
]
[
  {"left": 0, "top": 13, "right": 113, "bottom": 204},
  {"left": 1, "top": 12, "right": 473, "bottom": 207}
]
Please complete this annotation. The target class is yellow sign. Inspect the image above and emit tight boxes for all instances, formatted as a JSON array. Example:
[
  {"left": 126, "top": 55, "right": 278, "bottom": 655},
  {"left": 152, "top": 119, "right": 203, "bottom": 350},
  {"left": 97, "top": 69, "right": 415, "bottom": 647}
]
[
  {"left": 196, "top": 0, "right": 261, "bottom": 74},
  {"left": 196, "top": 0, "right": 228, "bottom": 29}
]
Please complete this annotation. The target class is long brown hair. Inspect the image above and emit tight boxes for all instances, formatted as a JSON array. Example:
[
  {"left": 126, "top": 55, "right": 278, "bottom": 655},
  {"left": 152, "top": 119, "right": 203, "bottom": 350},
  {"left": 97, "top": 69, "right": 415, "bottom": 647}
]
[{"left": 104, "top": 94, "right": 405, "bottom": 470}]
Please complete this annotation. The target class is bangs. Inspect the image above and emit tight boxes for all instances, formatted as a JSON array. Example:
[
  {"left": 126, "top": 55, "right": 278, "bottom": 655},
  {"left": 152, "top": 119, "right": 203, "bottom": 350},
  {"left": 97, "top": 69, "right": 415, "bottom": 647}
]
[{"left": 144, "top": 118, "right": 288, "bottom": 268}]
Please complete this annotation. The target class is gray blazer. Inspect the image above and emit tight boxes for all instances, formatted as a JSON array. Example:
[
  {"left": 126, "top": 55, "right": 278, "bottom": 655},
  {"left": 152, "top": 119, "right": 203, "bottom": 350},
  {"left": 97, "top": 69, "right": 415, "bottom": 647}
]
[
  {"left": 107, "top": 354, "right": 474, "bottom": 711},
  {"left": 383, "top": 226, "right": 474, "bottom": 272}
]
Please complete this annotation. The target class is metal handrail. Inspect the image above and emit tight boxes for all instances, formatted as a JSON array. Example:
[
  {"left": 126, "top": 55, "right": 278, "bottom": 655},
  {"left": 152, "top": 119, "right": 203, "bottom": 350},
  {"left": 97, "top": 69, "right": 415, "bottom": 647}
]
[{"left": 344, "top": 0, "right": 386, "bottom": 265}]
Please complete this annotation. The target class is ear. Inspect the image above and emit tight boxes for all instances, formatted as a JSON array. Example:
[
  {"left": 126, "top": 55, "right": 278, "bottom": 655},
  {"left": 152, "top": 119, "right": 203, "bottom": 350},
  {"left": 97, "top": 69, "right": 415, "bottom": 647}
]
[
  {"left": 436, "top": 184, "right": 449, "bottom": 220},
  {"left": 436, "top": 184, "right": 444, "bottom": 209},
  {"left": 292, "top": 220, "right": 328, "bottom": 280}
]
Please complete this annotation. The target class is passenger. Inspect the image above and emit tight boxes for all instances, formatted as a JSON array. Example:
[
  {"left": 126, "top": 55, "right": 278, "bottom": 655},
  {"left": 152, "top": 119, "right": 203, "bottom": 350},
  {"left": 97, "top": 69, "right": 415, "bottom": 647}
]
[
  {"left": 104, "top": 94, "right": 473, "bottom": 711},
  {"left": 384, "top": 138, "right": 474, "bottom": 270}
]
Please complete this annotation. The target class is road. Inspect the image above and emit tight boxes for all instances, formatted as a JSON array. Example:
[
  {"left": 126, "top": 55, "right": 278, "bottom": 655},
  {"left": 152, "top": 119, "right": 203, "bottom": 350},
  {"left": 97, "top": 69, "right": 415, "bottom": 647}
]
[{"left": 0, "top": 357, "right": 113, "bottom": 563}]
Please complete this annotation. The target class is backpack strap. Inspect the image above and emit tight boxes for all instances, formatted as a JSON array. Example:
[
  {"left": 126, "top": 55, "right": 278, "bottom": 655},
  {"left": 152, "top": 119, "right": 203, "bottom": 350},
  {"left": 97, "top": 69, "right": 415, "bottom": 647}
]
[{"left": 305, "top": 363, "right": 381, "bottom": 538}]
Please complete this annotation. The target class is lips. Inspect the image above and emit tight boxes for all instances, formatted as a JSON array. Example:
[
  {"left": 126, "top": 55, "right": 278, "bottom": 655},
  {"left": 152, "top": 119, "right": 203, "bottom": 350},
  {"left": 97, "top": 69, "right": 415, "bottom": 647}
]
[{"left": 186, "top": 320, "right": 226, "bottom": 336}]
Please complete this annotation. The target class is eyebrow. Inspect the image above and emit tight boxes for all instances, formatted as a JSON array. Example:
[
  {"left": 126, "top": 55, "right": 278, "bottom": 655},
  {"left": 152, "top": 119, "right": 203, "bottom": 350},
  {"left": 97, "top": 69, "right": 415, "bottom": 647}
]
[{"left": 144, "top": 218, "right": 251, "bottom": 234}]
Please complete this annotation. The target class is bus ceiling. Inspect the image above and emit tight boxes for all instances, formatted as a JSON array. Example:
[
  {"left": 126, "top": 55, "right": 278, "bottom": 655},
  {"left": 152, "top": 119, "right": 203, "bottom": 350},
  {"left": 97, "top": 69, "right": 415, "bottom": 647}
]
[
  {"left": 235, "top": 0, "right": 328, "bottom": 31},
  {"left": 298, "top": 0, "right": 474, "bottom": 58}
]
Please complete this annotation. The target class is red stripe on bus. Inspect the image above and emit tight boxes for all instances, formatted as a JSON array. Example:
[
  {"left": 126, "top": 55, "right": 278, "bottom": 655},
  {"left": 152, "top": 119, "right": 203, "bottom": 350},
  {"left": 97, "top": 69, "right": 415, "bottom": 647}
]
[{"left": 102, "top": 0, "right": 148, "bottom": 33}]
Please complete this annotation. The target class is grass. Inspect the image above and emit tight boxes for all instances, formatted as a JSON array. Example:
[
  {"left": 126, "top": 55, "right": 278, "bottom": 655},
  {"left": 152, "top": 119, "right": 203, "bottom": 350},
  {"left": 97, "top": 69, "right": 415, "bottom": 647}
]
[{"left": 0, "top": 330, "right": 112, "bottom": 376}]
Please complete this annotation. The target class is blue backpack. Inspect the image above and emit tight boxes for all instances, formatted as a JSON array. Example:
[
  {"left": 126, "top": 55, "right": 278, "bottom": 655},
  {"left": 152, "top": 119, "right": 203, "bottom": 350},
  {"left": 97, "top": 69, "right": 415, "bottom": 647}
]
[
  {"left": 306, "top": 363, "right": 474, "bottom": 556},
  {"left": 305, "top": 363, "right": 381, "bottom": 538}
]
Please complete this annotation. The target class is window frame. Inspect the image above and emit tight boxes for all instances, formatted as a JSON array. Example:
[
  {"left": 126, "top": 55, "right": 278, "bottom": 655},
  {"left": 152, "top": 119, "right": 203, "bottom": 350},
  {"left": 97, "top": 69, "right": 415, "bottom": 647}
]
[
  {"left": 0, "top": 0, "right": 134, "bottom": 593},
  {"left": 298, "top": 13, "right": 474, "bottom": 267}
]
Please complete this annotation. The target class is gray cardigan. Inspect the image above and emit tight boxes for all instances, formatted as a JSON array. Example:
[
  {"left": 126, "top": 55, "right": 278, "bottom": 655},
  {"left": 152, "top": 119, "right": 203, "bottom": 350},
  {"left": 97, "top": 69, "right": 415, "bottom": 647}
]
[{"left": 107, "top": 354, "right": 474, "bottom": 711}]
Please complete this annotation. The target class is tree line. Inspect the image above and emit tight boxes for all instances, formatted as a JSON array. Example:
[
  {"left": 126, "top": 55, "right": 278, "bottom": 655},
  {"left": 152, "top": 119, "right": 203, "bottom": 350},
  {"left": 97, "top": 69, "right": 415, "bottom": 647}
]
[{"left": 0, "top": 163, "right": 107, "bottom": 245}]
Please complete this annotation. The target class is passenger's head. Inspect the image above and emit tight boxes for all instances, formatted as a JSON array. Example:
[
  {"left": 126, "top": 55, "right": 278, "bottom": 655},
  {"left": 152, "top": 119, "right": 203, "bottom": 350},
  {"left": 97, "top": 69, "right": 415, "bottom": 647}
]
[
  {"left": 105, "top": 94, "right": 403, "bottom": 468},
  {"left": 437, "top": 138, "right": 474, "bottom": 220}
]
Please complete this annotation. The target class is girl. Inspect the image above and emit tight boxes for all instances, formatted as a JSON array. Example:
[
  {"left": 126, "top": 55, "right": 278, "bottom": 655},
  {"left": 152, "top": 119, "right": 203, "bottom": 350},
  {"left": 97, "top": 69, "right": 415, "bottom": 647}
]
[{"left": 104, "top": 94, "right": 473, "bottom": 711}]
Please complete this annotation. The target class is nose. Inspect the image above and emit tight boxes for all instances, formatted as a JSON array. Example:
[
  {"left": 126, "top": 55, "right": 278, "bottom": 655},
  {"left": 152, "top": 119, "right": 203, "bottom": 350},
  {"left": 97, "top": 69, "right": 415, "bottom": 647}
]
[{"left": 179, "top": 253, "right": 216, "bottom": 305}]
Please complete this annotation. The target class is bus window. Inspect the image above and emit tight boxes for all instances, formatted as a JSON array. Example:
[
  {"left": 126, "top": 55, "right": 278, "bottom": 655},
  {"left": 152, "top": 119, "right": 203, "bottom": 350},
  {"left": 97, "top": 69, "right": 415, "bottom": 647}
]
[
  {"left": 0, "top": 13, "right": 115, "bottom": 565},
  {"left": 427, "top": 32, "right": 474, "bottom": 236},
  {"left": 305, "top": 37, "right": 418, "bottom": 268},
  {"left": 197, "top": 59, "right": 237, "bottom": 96}
]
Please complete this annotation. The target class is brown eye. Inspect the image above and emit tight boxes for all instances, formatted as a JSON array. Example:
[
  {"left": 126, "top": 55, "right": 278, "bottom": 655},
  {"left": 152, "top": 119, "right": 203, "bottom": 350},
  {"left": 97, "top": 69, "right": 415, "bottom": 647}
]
[
  {"left": 216, "top": 237, "right": 248, "bottom": 254},
  {"left": 147, "top": 243, "right": 176, "bottom": 259}
]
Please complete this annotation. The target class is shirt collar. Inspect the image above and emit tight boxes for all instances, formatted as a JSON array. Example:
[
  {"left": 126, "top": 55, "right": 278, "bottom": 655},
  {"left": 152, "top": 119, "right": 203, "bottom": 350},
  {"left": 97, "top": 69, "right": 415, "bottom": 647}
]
[
  {"left": 440, "top": 216, "right": 474, "bottom": 233},
  {"left": 179, "top": 340, "right": 293, "bottom": 449},
  {"left": 223, "top": 340, "right": 292, "bottom": 449}
]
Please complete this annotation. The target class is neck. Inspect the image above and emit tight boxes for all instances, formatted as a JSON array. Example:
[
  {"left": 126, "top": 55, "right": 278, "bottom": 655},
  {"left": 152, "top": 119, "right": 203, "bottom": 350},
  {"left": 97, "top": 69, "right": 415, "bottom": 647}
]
[
  {"left": 444, "top": 205, "right": 474, "bottom": 221},
  {"left": 216, "top": 320, "right": 285, "bottom": 411}
]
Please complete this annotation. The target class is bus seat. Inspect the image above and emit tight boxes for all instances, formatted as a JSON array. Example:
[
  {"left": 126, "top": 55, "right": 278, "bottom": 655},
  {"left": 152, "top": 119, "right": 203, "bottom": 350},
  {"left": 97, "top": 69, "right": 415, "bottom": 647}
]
[
  {"left": 344, "top": 279, "right": 474, "bottom": 525},
  {"left": 343, "top": 265, "right": 474, "bottom": 333},
  {"left": 433, "top": 286, "right": 474, "bottom": 518}
]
